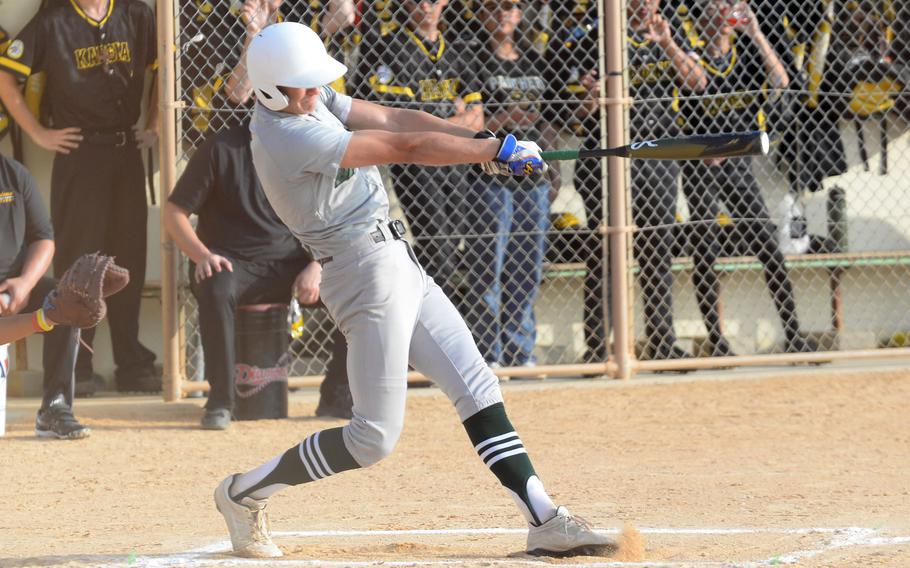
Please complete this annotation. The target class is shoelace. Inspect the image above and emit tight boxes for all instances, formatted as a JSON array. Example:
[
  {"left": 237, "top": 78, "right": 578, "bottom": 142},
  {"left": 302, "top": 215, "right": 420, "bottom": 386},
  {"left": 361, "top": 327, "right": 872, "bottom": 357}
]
[
  {"left": 565, "top": 513, "right": 593, "bottom": 537},
  {"left": 249, "top": 503, "right": 272, "bottom": 545}
]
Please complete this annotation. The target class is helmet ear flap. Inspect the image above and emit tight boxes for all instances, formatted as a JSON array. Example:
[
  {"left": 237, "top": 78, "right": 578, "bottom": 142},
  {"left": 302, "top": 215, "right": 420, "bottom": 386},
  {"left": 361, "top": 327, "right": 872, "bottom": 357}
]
[{"left": 256, "top": 85, "right": 290, "bottom": 111}]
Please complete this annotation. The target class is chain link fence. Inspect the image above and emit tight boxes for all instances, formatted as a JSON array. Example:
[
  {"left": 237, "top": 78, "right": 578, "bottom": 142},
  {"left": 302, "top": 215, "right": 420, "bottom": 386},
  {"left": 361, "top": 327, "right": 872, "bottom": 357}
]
[{"left": 168, "top": 0, "right": 910, "bottom": 392}]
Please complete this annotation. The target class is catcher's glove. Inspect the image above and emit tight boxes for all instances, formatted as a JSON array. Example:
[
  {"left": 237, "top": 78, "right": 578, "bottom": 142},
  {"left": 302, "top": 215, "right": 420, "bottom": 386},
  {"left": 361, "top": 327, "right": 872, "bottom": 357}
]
[{"left": 42, "top": 253, "right": 130, "bottom": 329}]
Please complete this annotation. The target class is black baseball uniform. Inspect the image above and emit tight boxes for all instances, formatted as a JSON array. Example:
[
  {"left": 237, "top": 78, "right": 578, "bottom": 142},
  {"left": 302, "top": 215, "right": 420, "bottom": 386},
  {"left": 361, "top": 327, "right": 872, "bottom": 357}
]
[
  {"left": 0, "top": 0, "right": 158, "bottom": 383},
  {"left": 359, "top": 26, "right": 483, "bottom": 298},
  {"left": 169, "top": 125, "right": 350, "bottom": 413},
  {"left": 0, "top": 153, "right": 79, "bottom": 410},
  {"left": 555, "top": 9, "right": 687, "bottom": 361},
  {"left": 678, "top": 37, "right": 805, "bottom": 351}
]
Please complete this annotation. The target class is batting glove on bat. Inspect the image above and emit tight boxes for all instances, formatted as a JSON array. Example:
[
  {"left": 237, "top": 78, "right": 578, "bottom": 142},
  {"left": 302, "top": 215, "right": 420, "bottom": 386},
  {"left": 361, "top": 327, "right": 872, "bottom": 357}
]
[
  {"left": 42, "top": 252, "right": 130, "bottom": 329},
  {"left": 488, "top": 134, "right": 549, "bottom": 177}
]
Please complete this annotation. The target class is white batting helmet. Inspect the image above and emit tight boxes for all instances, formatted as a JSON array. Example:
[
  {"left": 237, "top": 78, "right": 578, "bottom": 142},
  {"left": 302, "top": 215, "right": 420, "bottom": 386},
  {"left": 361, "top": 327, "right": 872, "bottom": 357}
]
[{"left": 246, "top": 22, "right": 348, "bottom": 112}]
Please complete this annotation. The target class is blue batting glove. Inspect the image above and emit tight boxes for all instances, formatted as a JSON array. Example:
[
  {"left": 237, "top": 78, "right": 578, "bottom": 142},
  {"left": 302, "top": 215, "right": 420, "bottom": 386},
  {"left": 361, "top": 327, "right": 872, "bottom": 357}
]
[{"left": 494, "top": 134, "right": 549, "bottom": 176}]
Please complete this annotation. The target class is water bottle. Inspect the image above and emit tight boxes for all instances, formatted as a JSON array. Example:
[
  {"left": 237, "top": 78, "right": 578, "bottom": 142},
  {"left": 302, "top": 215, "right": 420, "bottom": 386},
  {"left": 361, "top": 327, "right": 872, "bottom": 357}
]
[{"left": 288, "top": 298, "right": 304, "bottom": 340}]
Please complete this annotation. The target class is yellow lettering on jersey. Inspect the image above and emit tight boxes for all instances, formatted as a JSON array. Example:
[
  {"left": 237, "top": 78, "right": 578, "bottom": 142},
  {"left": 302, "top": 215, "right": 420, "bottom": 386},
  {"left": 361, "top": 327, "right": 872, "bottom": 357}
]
[
  {"left": 630, "top": 60, "right": 672, "bottom": 87},
  {"left": 0, "top": 191, "right": 14, "bottom": 204},
  {"left": 74, "top": 41, "right": 132, "bottom": 71},
  {"left": 418, "top": 78, "right": 460, "bottom": 102},
  {"left": 703, "top": 92, "right": 756, "bottom": 116}
]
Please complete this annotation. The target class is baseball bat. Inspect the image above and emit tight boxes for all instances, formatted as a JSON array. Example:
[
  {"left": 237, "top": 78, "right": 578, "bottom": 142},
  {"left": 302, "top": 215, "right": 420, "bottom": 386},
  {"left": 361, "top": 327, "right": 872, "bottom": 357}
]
[{"left": 541, "top": 131, "right": 770, "bottom": 161}]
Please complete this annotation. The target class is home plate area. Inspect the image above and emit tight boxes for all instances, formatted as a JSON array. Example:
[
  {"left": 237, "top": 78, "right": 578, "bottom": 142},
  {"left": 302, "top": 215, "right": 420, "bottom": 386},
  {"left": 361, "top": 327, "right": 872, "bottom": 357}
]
[{"left": 144, "top": 526, "right": 910, "bottom": 567}]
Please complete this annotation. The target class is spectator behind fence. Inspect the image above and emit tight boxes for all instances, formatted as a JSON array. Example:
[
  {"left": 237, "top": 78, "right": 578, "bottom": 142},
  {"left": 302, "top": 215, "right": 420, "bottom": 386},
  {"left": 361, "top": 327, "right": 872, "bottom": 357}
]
[
  {"left": 163, "top": 125, "right": 353, "bottom": 430},
  {"left": 0, "top": 0, "right": 160, "bottom": 393},
  {"left": 181, "top": 0, "right": 355, "bottom": 146},
  {"left": 679, "top": 0, "right": 817, "bottom": 356},
  {"left": 0, "top": 153, "right": 88, "bottom": 439},
  {"left": 356, "top": 0, "right": 484, "bottom": 300},
  {"left": 461, "top": 0, "right": 560, "bottom": 370},
  {"left": 552, "top": 0, "right": 699, "bottom": 363}
]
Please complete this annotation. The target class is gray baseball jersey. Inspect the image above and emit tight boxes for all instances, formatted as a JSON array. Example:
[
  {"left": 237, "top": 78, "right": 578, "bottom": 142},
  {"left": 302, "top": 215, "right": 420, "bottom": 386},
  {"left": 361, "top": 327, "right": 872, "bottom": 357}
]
[
  {"left": 250, "top": 87, "right": 388, "bottom": 259},
  {"left": 249, "top": 89, "right": 503, "bottom": 466}
]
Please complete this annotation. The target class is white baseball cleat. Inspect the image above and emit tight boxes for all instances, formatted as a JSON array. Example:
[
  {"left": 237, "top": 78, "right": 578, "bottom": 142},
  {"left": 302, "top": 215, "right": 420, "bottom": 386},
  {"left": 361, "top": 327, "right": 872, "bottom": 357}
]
[
  {"left": 214, "top": 474, "right": 283, "bottom": 558},
  {"left": 526, "top": 506, "right": 617, "bottom": 557}
]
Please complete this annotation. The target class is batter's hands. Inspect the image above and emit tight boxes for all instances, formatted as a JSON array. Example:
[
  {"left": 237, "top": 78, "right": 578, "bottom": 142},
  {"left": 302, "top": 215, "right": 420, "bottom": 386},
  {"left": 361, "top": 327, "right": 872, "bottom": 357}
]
[
  {"left": 0, "top": 277, "right": 33, "bottom": 315},
  {"left": 294, "top": 262, "right": 322, "bottom": 305},
  {"left": 240, "top": 0, "right": 282, "bottom": 34},
  {"left": 133, "top": 124, "right": 158, "bottom": 150},
  {"left": 194, "top": 253, "right": 233, "bottom": 283},
  {"left": 35, "top": 126, "right": 82, "bottom": 154},
  {"left": 493, "top": 135, "right": 548, "bottom": 177}
]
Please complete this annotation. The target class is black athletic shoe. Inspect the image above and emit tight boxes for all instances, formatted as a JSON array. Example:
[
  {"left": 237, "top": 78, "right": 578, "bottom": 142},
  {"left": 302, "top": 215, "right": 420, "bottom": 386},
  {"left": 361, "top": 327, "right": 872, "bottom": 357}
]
[
  {"left": 115, "top": 365, "right": 162, "bottom": 393},
  {"left": 35, "top": 396, "right": 90, "bottom": 440},
  {"left": 315, "top": 384, "right": 354, "bottom": 419},
  {"left": 74, "top": 372, "right": 104, "bottom": 398}
]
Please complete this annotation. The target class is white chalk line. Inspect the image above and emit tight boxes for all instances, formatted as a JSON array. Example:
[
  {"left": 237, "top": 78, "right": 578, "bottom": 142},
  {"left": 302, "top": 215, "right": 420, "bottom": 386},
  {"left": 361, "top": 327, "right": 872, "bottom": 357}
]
[{"left": 118, "top": 526, "right": 910, "bottom": 568}]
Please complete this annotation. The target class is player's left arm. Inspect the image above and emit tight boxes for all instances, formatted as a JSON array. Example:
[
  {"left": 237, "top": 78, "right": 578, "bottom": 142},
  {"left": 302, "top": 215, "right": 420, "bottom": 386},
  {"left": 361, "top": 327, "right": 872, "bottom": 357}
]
[
  {"left": 0, "top": 312, "right": 42, "bottom": 344},
  {"left": 345, "top": 98, "right": 478, "bottom": 138}
]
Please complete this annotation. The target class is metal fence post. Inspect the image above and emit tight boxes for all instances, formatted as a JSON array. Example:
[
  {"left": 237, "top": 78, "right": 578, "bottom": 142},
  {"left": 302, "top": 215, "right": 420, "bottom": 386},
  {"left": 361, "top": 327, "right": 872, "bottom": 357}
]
[
  {"left": 158, "top": 0, "right": 181, "bottom": 401},
  {"left": 605, "top": 0, "right": 633, "bottom": 379}
]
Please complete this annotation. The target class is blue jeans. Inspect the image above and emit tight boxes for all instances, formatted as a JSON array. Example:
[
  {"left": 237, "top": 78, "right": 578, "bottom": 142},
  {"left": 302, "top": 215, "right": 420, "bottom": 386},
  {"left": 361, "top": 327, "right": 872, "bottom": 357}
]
[{"left": 463, "top": 181, "right": 550, "bottom": 366}]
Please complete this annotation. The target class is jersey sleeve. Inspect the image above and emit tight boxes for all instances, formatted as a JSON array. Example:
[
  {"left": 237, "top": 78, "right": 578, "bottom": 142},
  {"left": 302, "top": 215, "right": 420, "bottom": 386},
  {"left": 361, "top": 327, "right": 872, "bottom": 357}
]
[
  {"left": 0, "top": 13, "right": 46, "bottom": 80},
  {"left": 18, "top": 163, "right": 53, "bottom": 243},
  {"left": 140, "top": 1, "right": 159, "bottom": 71},
  {"left": 169, "top": 135, "right": 217, "bottom": 214},
  {"left": 264, "top": 118, "right": 353, "bottom": 179},
  {"left": 322, "top": 86, "right": 353, "bottom": 124}
]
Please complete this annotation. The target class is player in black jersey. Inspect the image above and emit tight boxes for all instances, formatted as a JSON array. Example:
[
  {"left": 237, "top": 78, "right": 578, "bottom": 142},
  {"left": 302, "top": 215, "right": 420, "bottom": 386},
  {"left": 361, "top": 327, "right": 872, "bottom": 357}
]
[
  {"left": 0, "top": 0, "right": 160, "bottom": 392},
  {"left": 679, "top": 0, "right": 816, "bottom": 355},
  {"left": 555, "top": 0, "right": 701, "bottom": 363},
  {"left": 358, "top": 0, "right": 484, "bottom": 299}
]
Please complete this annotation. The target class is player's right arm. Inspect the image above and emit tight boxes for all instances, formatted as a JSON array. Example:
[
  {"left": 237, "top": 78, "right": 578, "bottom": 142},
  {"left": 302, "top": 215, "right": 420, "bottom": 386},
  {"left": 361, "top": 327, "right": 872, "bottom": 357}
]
[
  {"left": 0, "top": 71, "right": 82, "bottom": 154},
  {"left": 340, "top": 129, "right": 501, "bottom": 169}
]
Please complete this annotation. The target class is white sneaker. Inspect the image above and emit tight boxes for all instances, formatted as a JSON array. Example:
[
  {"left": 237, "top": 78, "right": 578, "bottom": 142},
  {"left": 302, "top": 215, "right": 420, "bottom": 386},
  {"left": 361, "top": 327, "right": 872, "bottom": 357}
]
[
  {"left": 526, "top": 506, "right": 617, "bottom": 557},
  {"left": 214, "top": 474, "right": 283, "bottom": 558}
]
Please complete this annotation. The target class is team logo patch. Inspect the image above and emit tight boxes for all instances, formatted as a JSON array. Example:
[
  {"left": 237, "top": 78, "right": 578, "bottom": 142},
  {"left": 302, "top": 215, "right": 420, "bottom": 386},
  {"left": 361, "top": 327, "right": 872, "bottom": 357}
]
[
  {"left": 0, "top": 191, "right": 15, "bottom": 204},
  {"left": 376, "top": 64, "right": 392, "bottom": 85},
  {"left": 7, "top": 39, "right": 24, "bottom": 60}
]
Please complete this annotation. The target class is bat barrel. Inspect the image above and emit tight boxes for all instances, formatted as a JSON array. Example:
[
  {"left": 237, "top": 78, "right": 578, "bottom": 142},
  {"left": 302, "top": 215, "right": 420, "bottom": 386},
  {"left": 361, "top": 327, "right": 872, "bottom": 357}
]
[{"left": 541, "top": 131, "right": 770, "bottom": 162}]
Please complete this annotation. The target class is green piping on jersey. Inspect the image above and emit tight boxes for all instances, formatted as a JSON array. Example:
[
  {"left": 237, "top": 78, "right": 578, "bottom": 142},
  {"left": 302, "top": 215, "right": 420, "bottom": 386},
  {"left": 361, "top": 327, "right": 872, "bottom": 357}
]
[{"left": 69, "top": 0, "right": 115, "bottom": 28}]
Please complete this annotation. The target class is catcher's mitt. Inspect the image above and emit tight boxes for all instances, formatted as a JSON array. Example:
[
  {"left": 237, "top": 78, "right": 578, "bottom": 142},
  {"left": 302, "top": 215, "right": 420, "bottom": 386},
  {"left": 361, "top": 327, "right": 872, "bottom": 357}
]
[{"left": 42, "top": 253, "right": 130, "bottom": 329}]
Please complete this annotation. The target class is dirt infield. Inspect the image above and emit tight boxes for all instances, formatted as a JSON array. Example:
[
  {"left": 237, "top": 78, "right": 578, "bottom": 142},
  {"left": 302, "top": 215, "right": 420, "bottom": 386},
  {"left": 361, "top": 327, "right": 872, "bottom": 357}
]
[{"left": 2, "top": 363, "right": 909, "bottom": 567}]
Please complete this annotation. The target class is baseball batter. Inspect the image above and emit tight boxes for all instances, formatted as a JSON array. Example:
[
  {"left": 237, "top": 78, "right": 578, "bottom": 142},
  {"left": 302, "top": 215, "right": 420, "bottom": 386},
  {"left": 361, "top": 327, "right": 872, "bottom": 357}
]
[{"left": 213, "top": 22, "right": 613, "bottom": 559}]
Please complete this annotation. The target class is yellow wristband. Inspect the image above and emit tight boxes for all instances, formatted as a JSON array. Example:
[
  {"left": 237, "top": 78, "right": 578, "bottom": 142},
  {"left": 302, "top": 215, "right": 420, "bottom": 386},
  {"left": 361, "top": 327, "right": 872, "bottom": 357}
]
[{"left": 34, "top": 309, "right": 55, "bottom": 332}]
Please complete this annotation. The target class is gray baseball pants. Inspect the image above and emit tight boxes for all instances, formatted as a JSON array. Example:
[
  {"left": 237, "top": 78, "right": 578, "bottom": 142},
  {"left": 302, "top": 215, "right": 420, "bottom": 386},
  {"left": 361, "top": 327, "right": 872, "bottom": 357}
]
[{"left": 318, "top": 223, "right": 504, "bottom": 467}]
